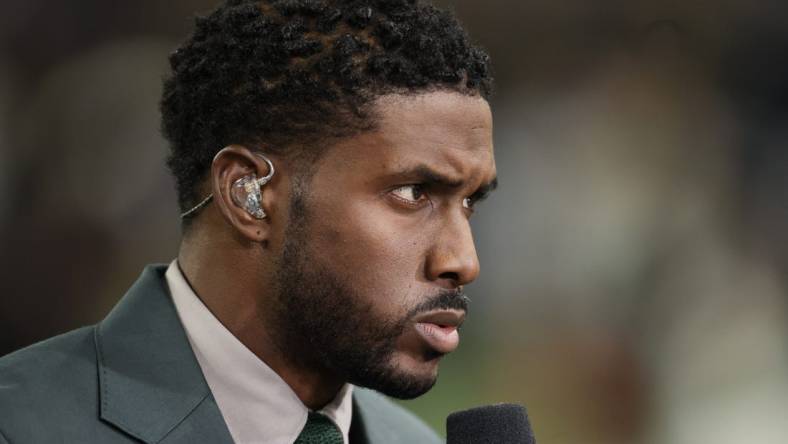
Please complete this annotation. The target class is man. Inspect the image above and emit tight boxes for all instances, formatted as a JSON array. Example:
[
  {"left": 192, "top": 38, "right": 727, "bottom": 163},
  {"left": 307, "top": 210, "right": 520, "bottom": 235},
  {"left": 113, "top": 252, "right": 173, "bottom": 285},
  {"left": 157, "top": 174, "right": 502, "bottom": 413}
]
[{"left": 0, "top": 0, "right": 496, "bottom": 442}]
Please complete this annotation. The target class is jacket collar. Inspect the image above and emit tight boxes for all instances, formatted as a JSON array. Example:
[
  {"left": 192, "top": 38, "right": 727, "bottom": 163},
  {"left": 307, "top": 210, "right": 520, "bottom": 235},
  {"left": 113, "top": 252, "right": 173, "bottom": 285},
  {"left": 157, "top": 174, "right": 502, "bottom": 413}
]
[{"left": 94, "top": 264, "right": 233, "bottom": 444}]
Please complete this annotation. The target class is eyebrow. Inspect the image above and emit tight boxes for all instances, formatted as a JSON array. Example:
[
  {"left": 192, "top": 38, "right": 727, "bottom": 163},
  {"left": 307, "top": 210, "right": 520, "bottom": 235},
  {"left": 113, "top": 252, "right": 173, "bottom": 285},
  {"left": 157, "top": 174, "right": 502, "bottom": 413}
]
[
  {"left": 404, "top": 165, "right": 499, "bottom": 198},
  {"left": 472, "top": 177, "right": 499, "bottom": 201}
]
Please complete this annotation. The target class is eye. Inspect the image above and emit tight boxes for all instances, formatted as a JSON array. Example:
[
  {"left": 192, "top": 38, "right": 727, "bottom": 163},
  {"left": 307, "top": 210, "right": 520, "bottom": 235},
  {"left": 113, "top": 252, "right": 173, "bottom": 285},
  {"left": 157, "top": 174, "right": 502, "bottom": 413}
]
[
  {"left": 390, "top": 184, "right": 428, "bottom": 206},
  {"left": 462, "top": 197, "right": 475, "bottom": 211}
]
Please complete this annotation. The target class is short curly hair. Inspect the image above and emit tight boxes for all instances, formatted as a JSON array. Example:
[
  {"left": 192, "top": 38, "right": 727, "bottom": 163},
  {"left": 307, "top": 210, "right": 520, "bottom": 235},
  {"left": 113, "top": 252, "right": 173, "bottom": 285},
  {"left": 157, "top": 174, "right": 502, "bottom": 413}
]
[{"left": 161, "top": 0, "right": 494, "bottom": 217}]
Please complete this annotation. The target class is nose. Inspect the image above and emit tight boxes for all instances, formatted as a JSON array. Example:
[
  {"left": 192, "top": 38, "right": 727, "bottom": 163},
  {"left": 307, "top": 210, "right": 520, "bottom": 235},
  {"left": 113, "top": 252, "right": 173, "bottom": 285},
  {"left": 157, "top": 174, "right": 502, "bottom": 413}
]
[{"left": 425, "top": 214, "right": 480, "bottom": 287}]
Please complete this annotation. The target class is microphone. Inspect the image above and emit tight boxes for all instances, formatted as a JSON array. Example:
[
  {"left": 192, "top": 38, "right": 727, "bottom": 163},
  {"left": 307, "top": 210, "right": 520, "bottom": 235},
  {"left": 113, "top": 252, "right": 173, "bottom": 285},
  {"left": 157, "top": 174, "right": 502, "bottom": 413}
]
[{"left": 446, "top": 403, "right": 536, "bottom": 444}]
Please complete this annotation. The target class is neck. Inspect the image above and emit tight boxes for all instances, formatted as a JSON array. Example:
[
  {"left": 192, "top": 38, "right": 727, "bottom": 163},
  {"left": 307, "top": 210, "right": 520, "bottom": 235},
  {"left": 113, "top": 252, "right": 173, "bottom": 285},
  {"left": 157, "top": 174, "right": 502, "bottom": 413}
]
[{"left": 178, "top": 222, "right": 345, "bottom": 410}]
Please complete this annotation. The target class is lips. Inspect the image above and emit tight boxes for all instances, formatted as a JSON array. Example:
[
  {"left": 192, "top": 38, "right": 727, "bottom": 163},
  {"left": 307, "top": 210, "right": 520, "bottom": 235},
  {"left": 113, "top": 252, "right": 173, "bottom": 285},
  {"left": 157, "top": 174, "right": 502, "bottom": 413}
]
[{"left": 413, "top": 310, "right": 466, "bottom": 355}]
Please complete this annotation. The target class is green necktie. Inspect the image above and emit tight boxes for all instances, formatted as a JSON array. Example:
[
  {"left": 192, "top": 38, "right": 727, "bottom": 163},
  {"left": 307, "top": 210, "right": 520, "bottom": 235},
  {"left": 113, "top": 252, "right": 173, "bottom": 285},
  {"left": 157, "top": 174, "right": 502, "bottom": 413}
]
[{"left": 294, "top": 412, "right": 344, "bottom": 444}]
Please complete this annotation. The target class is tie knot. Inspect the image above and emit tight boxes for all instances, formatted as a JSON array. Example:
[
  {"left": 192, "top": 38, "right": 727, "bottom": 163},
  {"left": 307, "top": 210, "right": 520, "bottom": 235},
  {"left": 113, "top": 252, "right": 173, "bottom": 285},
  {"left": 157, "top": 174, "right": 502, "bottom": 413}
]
[{"left": 294, "top": 412, "right": 344, "bottom": 444}]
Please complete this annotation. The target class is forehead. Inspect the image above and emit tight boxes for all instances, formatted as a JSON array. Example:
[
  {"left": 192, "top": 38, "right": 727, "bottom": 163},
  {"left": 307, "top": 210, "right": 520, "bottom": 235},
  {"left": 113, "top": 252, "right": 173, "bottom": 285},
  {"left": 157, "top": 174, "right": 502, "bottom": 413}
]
[
  {"left": 372, "top": 91, "right": 494, "bottom": 168},
  {"left": 319, "top": 91, "right": 495, "bottom": 183},
  {"left": 374, "top": 91, "right": 493, "bottom": 136}
]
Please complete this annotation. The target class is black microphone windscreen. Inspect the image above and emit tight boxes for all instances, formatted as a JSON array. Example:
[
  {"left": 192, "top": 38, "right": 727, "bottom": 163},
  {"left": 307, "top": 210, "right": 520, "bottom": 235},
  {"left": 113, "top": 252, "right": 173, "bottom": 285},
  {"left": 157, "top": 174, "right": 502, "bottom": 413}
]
[{"left": 446, "top": 403, "right": 535, "bottom": 444}]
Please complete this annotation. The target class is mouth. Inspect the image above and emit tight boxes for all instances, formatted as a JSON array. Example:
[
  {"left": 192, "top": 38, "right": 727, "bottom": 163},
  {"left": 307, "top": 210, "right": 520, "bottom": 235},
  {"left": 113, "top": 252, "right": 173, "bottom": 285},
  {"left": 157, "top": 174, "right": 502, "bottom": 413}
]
[{"left": 412, "top": 310, "right": 466, "bottom": 355}]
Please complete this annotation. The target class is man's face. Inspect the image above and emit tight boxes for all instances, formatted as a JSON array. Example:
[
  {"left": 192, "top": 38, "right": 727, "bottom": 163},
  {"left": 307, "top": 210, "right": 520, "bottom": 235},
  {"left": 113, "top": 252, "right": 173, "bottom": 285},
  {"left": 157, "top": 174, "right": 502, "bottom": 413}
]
[{"left": 273, "top": 91, "right": 496, "bottom": 398}]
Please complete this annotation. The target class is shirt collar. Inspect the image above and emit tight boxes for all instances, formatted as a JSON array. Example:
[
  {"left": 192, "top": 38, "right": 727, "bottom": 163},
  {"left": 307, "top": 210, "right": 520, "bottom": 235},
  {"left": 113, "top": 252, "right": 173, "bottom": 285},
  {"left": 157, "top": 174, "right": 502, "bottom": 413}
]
[{"left": 166, "top": 260, "right": 354, "bottom": 444}]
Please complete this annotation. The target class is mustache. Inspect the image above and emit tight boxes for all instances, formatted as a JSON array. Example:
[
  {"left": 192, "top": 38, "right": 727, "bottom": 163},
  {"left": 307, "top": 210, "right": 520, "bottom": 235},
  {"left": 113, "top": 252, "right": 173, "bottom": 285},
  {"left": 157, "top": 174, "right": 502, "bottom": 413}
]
[{"left": 407, "top": 288, "right": 470, "bottom": 319}]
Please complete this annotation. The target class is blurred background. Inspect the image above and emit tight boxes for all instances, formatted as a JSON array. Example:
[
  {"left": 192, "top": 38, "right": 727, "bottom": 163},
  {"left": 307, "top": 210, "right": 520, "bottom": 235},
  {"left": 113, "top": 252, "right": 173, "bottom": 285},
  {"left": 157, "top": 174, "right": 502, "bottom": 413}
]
[{"left": 1, "top": 1, "right": 787, "bottom": 443}]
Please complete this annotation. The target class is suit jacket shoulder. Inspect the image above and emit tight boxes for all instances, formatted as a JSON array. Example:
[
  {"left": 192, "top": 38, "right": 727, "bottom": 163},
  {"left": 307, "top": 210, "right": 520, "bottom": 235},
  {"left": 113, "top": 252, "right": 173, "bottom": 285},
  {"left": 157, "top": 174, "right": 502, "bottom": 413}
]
[
  {"left": 0, "top": 325, "right": 118, "bottom": 442},
  {"left": 0, "top": 265, "right": 230, "bottom": 444}
]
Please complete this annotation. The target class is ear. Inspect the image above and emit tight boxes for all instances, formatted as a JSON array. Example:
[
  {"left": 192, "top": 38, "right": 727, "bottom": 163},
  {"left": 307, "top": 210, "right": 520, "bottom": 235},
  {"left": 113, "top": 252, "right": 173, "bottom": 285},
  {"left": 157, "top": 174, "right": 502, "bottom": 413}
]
[{"left": 210, "top": 145, "right": 280, "bottom": 244}]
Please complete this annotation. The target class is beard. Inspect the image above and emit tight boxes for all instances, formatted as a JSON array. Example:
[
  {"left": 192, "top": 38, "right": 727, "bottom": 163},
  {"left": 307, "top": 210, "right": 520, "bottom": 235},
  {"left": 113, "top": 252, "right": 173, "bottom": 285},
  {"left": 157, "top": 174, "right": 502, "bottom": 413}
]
[{"left": 271, "top": 189, "right": 469, "bottom": 399}]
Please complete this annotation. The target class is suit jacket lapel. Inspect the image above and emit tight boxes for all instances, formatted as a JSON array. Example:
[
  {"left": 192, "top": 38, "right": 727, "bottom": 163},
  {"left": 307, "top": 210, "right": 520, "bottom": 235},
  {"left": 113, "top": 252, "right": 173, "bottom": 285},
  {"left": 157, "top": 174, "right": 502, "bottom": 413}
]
[
  {"left": 350, "top": 390, "right": 401, "bottom": 444},
  {"left": 349, "top": 395, "right": 372, "bottom": 444},
  {"left": 94, "top": 264, "right": 233, "bottom": 444}
]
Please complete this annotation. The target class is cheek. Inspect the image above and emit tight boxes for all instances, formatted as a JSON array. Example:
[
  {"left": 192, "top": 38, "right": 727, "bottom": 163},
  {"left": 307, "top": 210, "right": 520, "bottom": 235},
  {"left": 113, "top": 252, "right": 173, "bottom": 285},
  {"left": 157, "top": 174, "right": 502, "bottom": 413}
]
[{"left": 310, "top": 200, "right": 428, "bottom": 315}]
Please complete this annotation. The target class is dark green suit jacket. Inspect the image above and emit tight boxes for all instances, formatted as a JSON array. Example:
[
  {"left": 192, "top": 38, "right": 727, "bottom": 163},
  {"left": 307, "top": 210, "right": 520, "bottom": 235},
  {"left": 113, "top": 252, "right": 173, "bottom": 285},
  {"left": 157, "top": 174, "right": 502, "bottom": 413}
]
[{"left": 0, "top": 265, "right": 442, "bottom": 444}]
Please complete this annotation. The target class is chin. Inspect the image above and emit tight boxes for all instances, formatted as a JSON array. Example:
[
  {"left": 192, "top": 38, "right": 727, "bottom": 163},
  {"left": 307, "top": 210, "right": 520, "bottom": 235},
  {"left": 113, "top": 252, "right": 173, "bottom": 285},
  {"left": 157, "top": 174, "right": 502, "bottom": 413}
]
[
  {"left": 370, "top": 351, "right": 441, "bottom": 400},
  {"left": 376, "top": 372, "right": 438, "bottom": 400},
  {"left": 399, "top": 349, "right": 443, "bottom": 377}
]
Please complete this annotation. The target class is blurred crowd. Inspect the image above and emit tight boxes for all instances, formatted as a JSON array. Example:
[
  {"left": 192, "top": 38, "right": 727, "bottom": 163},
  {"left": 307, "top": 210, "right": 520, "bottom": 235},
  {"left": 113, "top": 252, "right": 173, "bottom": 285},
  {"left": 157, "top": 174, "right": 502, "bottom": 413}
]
[{"left": 1, "top": 1, "right": 786, "bottom": 443}]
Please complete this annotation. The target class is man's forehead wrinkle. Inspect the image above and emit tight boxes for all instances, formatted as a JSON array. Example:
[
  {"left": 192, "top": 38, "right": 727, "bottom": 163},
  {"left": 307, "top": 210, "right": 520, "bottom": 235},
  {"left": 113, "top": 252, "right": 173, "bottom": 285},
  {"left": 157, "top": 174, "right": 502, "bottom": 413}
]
[
  {"left": 371, "top": 138, "right": 489, "bottom": 182},
  {"left": 397, "top": 163, "right": 464, "bottom": 187},
  {"left": 377, "top": 116, "right": 490, "bottom": 148},
  {"left": 372, "top": 102, "right": 491, "bottom": 151},
  {"left": 375, "top": 126, "right": 494, "bottom": 183}
]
